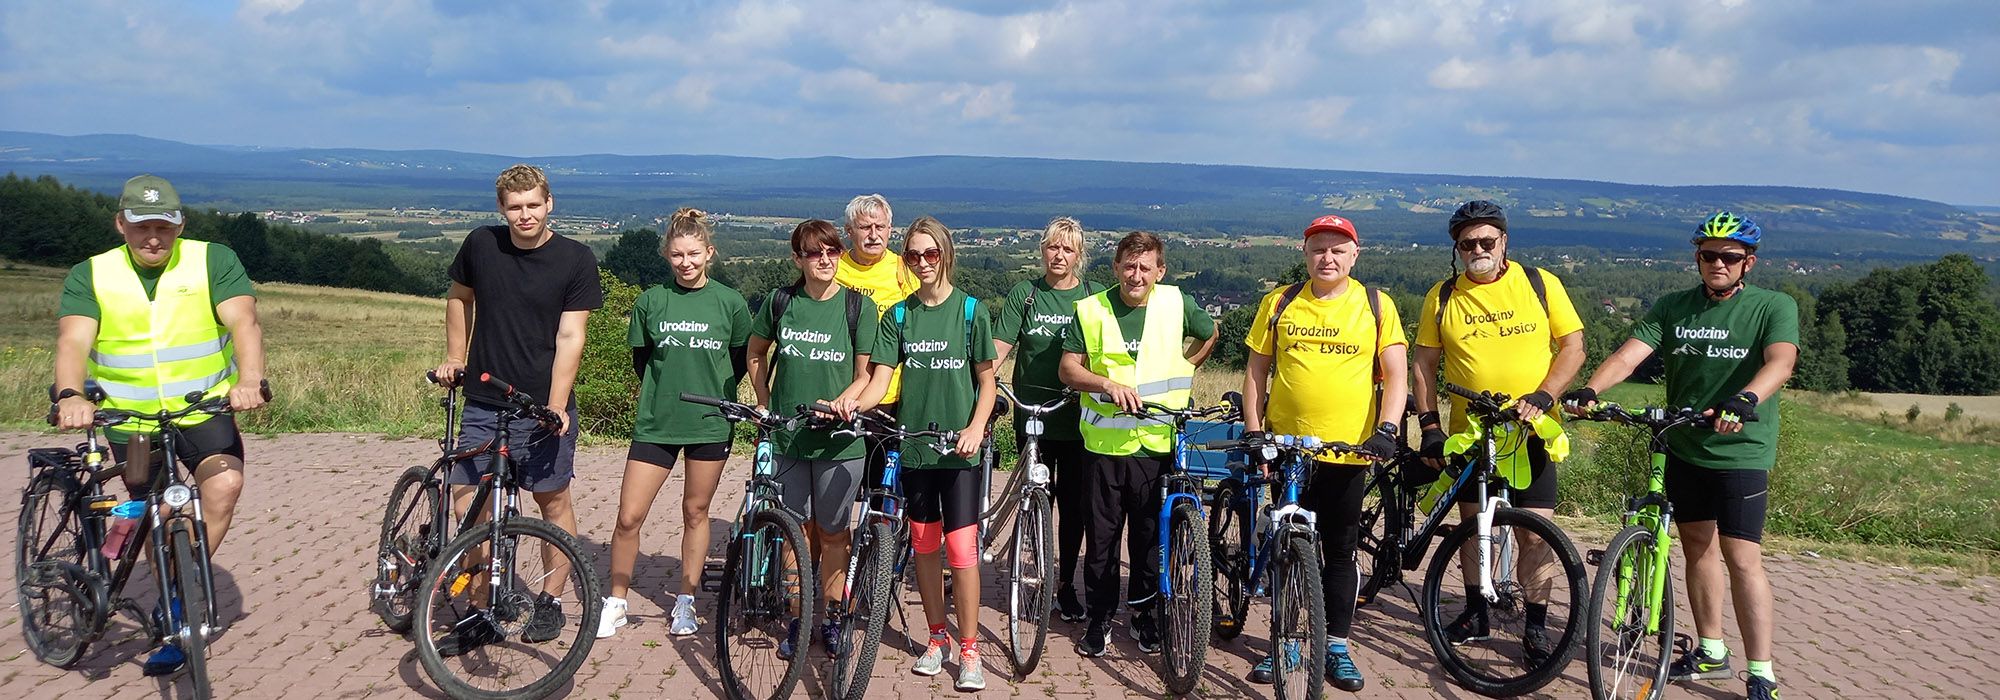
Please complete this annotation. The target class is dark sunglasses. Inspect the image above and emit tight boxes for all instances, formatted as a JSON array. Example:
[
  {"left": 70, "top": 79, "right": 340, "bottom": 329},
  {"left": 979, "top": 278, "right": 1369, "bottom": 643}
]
[
  {"left": 1698, "top": 250, "right": 1749, "bottom": 265},
  {"left": 902, "top": 248, "right": 943, "bottom": 265},
  {"left": 796, "top": 246, "right": 843, "bottom": 261},
  {"left": 1455, "top": 236, "right": 1503, "bottom": 252}
]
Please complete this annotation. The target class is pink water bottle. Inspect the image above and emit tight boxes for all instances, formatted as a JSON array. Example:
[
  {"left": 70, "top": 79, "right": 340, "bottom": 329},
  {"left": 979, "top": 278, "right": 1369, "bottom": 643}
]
[{"left": 100, "top": 500, "right": 144, "bottom": 560}]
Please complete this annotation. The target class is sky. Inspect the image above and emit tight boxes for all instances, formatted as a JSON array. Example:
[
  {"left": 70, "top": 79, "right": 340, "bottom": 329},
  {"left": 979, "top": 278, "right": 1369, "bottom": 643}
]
[{"left": 2, "top": 0, "right": 1996, "bottom": 205}]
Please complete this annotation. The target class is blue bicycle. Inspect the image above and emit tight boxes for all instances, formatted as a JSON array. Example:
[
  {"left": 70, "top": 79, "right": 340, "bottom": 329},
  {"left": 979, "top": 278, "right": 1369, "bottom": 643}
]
[{"left": 1120, "top": 395, "right": 1240, "bottom": 696}]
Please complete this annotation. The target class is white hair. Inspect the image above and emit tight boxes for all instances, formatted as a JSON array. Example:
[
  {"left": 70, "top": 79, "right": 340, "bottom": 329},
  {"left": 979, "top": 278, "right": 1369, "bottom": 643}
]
[{"left": 844, "top": 194, "right": 892, "bottom": 229}]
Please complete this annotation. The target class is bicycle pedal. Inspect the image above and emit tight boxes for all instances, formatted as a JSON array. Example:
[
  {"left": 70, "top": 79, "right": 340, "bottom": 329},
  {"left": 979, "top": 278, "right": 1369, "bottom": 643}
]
[{"left": 1586, "top": 549, "right": 1605, "bottom": 566}]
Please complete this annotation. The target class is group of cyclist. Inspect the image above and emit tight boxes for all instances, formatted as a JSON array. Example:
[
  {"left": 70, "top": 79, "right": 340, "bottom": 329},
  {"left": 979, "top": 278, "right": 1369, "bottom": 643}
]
[{"left": 48, "top": 167, "right": 1796, "bottom": 700}]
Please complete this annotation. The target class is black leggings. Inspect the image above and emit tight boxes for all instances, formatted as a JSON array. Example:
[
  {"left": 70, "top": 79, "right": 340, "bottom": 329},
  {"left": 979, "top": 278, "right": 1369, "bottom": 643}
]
[
  {"left": 1301, "top": 462, "right": 1369, "bottom": 639},
  {"left": 903, "top": 467, "right": 980, "bottom": 531}
]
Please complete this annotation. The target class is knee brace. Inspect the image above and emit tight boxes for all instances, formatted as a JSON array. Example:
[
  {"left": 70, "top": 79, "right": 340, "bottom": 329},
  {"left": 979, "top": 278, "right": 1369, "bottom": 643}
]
[
  {"left": 911, "top": 519, "right": 943, "bottom": 555},
  {"left": 944, "top": 524, "right": 979, "bottom": 569}
]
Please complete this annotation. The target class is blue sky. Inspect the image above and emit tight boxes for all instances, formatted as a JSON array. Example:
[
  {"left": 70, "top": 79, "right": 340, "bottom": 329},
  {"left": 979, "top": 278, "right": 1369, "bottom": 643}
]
[{"left": 3, "top": 0, "right": 1996, "bottom": 204}]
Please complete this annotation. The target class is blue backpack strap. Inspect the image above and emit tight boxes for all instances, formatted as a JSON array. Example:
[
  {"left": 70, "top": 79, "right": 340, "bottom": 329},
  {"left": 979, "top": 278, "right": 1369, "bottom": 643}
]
[{"left": 962, "top": 294, "right": 978, "bottom": 348}]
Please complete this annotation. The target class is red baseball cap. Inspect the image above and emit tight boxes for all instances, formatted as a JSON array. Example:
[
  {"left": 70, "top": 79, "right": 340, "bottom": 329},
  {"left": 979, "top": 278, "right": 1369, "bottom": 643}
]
[{"left": 1303, "top": 215, "right": 1358, "bottom": 242}]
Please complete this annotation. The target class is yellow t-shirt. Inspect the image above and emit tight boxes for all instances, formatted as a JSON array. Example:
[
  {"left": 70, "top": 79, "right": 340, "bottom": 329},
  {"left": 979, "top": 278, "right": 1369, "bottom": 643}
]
[
  {"left": 1246, "top": 281, "right": 1407, "bottom": 465},
  {"left": 1415, "top": 264, "right": 1584, "bottom": 432},
  {"left": 837, "top": 251, "right": 921, "bottom": 404}
]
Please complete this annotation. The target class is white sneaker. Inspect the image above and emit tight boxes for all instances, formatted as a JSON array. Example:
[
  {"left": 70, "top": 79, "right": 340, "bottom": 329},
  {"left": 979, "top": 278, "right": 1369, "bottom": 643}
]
[
  {"left": 597, "top": 597, "right": 628, "bottom": 639},
  {"left": 669, "top": 594, "right": 699, "bottom": 636}
]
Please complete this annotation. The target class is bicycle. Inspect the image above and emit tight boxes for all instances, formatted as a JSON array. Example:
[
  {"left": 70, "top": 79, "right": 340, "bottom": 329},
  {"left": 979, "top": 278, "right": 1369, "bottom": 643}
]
[
  {"left": 1569, "top": 400, "right": 1741, "bottom": 700},
  {"left": 17, "top": 380, "right": 270, "bottom": 699},
  {"left": 1351, "top": 383, "right": 1587, "bottom": 698},
  {"left": 1205, "top": 432, "right": 1383, "bottom": 700},
  {"left": 973, "top": 382, "right": 1069, "bottom": 676},
  {"left": 681, "top": 392, "right": 821, "bottom": 700},
  {"left": 408, "top": 373, "right": 603, "bottom": 700},
  {"left": 821, "top": 408, "right": 959, "bottom": 700},
  {"left": 371, "top": 370, "right": 468, "bottom": 633}
]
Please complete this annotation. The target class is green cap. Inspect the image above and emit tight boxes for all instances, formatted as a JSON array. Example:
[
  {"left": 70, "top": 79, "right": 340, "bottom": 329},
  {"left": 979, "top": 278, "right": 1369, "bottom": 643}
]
[{"left": 119, "top": 174, "right": 183, "bottom": 225}]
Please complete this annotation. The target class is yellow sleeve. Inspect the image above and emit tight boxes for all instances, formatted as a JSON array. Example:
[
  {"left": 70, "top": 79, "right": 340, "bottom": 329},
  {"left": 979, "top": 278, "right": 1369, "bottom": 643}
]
[
  {"left": 1414, "top": 282, "right": 1443, "bottom": 348},
  {"left": 1378, "top": 293, "right": 1408, "bottom": 348},
  {"left": 1243, "top": 288, "right": 1281, "bottom": 356},
  {"left": 1543, "top": 272, "right": 1584, "bottom": 338}
]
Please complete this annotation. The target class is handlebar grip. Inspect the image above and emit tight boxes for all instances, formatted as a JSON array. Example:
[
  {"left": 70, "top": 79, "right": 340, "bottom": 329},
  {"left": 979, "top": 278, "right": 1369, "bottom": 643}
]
[
  {"left": 679, "top": 392, "right": 728, "bottom": 408},
  {"left": 1203, "top": 439, "right": 1248, "bottom": 451},
  {"left": 479, "top": 373, "right": 517, "bottom": 396},
  {"left": 1443, "top": 383, "right": 1485, "bottom": 402}
]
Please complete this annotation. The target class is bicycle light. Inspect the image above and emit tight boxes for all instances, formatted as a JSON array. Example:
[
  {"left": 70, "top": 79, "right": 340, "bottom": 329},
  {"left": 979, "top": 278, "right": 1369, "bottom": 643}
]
[
  {"left": 1258, "top": 445, "right": 1279, "bottom": 462},
  {"left": 162, "top": 484, "right": 193, "bottom": 509}
]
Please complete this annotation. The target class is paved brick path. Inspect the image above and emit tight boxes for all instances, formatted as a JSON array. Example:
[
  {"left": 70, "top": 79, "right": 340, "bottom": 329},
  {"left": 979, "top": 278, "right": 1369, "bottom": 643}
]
[{"left": 2, "top": 431, "right": 1994, "bottom": 699}]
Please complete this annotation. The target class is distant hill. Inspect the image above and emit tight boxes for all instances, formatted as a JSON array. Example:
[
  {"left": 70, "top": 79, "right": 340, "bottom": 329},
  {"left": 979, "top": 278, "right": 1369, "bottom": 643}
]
[{"left": 4, "top": 130, "right": 1995, "bottom": 258}]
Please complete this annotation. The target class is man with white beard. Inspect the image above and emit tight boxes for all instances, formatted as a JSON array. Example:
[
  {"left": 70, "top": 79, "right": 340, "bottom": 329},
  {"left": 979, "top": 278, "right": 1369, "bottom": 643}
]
[{"left": 1408, "top": 200, "right": 1585, "bottom": 663}]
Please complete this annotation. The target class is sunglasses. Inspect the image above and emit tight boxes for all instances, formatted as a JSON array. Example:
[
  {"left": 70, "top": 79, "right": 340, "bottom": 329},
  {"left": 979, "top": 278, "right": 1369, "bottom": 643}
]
[
  {"left": 796, "top": 246, "right": 843, "bottom": 261},
  {"left": 902, "top": 248, "right": 943, "bottom": 265},
  {"left": 1698, "top": 250, "right": 1749, "bottom": 265},
  {"left": 1455, "top": 236, "right": 1503, "bottom": 253}
]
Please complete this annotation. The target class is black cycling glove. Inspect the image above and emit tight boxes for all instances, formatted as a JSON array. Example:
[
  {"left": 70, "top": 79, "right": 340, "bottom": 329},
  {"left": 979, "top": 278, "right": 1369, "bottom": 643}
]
[
  {"left": 1520, "top": 390, "right": 1554, "bottom": 413},
  {"left": 1714, "top": 391, "right": 1759, "bottom": 423},
  {"left": 1362, "top": 423, "right": 1400, "bottom": 461},
  {"left": 1420, "top": 427, "right": 1446, "bottom": 461},
  {"left": 1560, "top": 386, "right": 1597, "bottom": 408}
]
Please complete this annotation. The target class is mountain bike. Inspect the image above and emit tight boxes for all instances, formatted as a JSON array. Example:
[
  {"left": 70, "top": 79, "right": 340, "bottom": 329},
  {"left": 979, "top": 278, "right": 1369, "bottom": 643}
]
[
  {"left": 975, "top": 382, "right": 1070, "bottom": 676},
  {"left": 1120, "top": 395, "right": 1240, "bottom": 697},
  {"left": 1205, "top": 432, "right": 1382, "bottom": 700},
  {"left": 683, "top": 393, "right": 819, "bottom": 700},
  {"left": 371, "top": 370, "right": 467, "bottom": 633},
  {"left": 17, "top": 380, "right": 270, "bottom": 700},
  {"left": 1352, "top": 383, "right": 1587, "bottom": 697},
  {"left": 1569, "top": 400, "right": 1741, "bottom": 700},
  {"left": 409, "top": 374, "right": 602, "bottom": 700}
]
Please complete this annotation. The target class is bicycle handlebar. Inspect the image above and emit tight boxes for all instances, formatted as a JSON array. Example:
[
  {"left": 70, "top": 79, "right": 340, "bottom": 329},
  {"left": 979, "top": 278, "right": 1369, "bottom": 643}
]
[
  {"left": 1568, "top": 401, "right": 1753, "bottom": 431},
  {"left": 81, "top": 380, "right": 274, "bottom": 428},
  {"left": 1204, "top": 433, "right": 1383, "bottom": 462},
  {"left": 1443, "top": 382, "right": 1519, "bottom": 423},
  {"left": 480, "top": 373, "right": 562, "bottom": 426},
  {"left": 996, "top": 382, "right": 1075, "bottom": 416}
]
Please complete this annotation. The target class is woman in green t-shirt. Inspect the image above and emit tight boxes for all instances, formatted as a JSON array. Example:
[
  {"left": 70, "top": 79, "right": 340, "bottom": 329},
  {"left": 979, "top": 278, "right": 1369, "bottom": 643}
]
[
  {"left": 747, "top": 219, "right": 880, "bottom": 660},
  {"left": 990, "top": 216, "right": 1101, "bottom": 622},
  {"left": 602, "top": 208, "right": 753, "bottom": 640},
  {"left": 859, "top": 216, "right": 999, "bottom": 690}
]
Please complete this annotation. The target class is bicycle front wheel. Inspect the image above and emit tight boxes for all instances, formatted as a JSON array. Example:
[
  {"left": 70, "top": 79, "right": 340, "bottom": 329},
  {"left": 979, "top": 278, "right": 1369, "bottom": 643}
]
[
  {"left": 828, "top": 520, "right": 892, "bottom": 700},
  {"left": 1002, "top": 489, "right": 1055, "bottom": 676},
  {"left": 16, "top": 470, "right": 97, "bottom": 668},
  {"left": 1270, "top": 532, "right": 1326, "bottom": 700},
  {"left": 715, "top": 508, "right": 815, "bottom": 700},
  {"left": 1421, "top": 507, "right": 1587, "bottom": 698},
  {"left": 413, "top": 518, "right": 602, "bottom": 700},
  {"left": 1587, "top": 525, "right": 1674, "bottom": 700},
  {"left": 1205, "top": 478, "right": 1250, "bottom": 640},
  {"left": 1158, "top": 500, "right": 1212, "bottom": 696},
  {"left": 373, "top": 465, "right": 442, "bottom": 634},
  {"left": 169, "top": 519, "right": 214, "bottom": 700}
]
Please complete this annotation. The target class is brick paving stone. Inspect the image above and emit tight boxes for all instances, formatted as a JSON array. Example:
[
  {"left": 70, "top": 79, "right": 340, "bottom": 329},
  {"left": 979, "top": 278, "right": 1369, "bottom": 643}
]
[{"left": 4, "top": 430, "right": 1998, "bottom": 698}]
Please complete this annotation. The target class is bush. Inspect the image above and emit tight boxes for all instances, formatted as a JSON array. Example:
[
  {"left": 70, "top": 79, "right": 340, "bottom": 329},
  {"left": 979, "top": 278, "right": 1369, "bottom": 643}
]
[
  {"left": 1907, "top": 404, "right": 1923, "bottom": 424},
  {"left": 1947, "top": 402, "right": 1965, "bottom": 422},
  {"left": 576, "top": 269, "right": 640, "bottom": 438}
]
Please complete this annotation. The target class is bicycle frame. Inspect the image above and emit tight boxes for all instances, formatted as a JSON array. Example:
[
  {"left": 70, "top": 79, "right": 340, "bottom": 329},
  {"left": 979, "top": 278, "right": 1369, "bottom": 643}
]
[
  {"left": 1155, "top": 414, "right": 1209, "bottom": 597},
  {"left": 1619, "top": 447, "right": 1676, "bottom": 635}
]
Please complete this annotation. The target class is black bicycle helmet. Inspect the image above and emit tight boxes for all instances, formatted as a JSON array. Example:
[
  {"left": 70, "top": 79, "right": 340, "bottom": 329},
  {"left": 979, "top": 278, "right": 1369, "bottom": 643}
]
[{"left": 1448, "top": 200, "right": 1507, "bottom": 239}]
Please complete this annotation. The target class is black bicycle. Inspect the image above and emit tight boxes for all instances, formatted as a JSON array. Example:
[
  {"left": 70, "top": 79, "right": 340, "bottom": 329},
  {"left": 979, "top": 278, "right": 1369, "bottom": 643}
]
[
  {"left": 17, "top": 380, "right": 269, "bottom": 700},
  {"left": 407, "top": 373, "right": 603, "bottom": 700},
  {"left": 372, "top": 370, "right": 468, "bottom": 632}
]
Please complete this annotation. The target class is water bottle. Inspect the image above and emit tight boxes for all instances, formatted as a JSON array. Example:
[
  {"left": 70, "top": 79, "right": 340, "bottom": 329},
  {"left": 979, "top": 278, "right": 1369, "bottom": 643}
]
[{"left": 100, "top": 500, "right": 145, "bottom": 560}]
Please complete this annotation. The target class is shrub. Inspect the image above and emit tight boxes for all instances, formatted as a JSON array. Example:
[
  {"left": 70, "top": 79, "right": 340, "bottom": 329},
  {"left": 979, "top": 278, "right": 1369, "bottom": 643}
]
[{"left": 576, "top": 269, "right": 640, "bottom": 438}]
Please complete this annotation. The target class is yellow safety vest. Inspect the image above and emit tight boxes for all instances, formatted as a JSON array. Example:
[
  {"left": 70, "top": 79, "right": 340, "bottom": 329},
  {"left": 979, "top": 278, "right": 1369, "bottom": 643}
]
[
  {"left": 1075, "top": 285, "right": 1195, "bottom": 455},
  {"left": 87, "top": 238, "right": 236, "bottom": 427}
]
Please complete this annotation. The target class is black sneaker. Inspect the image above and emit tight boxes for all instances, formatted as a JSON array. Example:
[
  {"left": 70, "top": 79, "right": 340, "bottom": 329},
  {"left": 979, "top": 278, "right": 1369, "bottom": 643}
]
[
  {"left": 1056, "top": 586, "right": 1087, "bottom": 623},
  {"left": 1131, "top": 610, "right": 1162, "bottom": 654},
  {"left": 1444, "top": 608, "right": 1490, "bottom": 645},
  {"left": 521, "top": 592, "right": 564, "bottom": 643},
  {"left": 436, "top": 613, "right": 504, "bottom": 657},
  {"left": 1667, "top": 639, "right": 1731, "bottom": 681},
  {"left": 1746, "top": 674, "right": 1780, "bottom": 700},
  {"left": 1077, "top": 617, "right": 1110, "bottom": 657},
  {"left": 1522, "top": 623, "right": 1552, "bottom": 669}
]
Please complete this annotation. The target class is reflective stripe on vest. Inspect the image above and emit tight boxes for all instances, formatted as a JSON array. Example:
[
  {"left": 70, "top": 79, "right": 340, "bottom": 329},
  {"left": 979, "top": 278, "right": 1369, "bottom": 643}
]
[
  {"left": 1075, "top": 284, "right": 1196, "bottom": 455},
  {"left": 86, "top": 238, "right": 236, "bottom": 427}
]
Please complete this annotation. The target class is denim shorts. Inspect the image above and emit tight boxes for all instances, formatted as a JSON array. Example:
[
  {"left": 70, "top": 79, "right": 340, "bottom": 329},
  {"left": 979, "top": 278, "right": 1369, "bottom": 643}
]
[{"left": 448, "top": 401, "right": 579, "bottom": 493}]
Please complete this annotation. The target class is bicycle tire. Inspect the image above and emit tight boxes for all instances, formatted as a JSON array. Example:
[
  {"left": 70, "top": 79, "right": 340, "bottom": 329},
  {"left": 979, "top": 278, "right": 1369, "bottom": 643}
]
[
  {"left": 16, "top": 470, "right": 96, "bottom": 667},
  {"left": 1003, "top": 489, "right": 1055, "bottom": 676},
  {"left": 716, "top": 508, "right": 815, "bottom": 700},
  {"left": 1205, "top": 479, "right": 1250, "bottom": 640},
  {"left": 413, "top": 517, "right": 602, "bottom": 700},
  {"left": 829, "top": 521, "right": 893, "bottom": 700},
  {"left": 1158, "top": 501, "right": 1212, "bottom": 697},
  {"left": 1586, "top": 525, "right": 1673, "bottom": 700},
  {"left": 373, "top": 465, "right": 441, "bottom": 634},
  {"left": 17, "top": 564, "right": 95, "bottom": 669},
  {"left": 1354, "top": 464, "right": 1405, "bottom": 607},
  {"left": 170, "top": 520, "right": 213, "bottom": 700},
  {"left": 1420, "top": 507, "right": 1587, "bottom": 698},
  {"left": 1270, "top": 532, "right": 1326, "bottom": 700}
]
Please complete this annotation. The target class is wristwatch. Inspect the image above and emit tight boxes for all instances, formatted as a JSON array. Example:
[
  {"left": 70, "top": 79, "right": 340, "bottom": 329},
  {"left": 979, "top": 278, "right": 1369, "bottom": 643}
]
[{"left": 1377, "top": 421, "right": 1399, "bottom": 437}]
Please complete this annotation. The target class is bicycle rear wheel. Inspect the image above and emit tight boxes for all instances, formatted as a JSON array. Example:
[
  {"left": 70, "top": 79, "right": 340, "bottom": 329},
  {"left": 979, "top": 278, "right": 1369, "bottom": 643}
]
[
  {"left": 1586, "top": 525, "right": 1673, "bottom": 700},
  {"left": 828, "top": 520, "right": 892, "bottom": 700},
  {"left": 1002, "top": 489, "right": 1055, "bottom": 676},
  {"left": 16, "top": 469, "right": 98, "bottom": 668},
  {"left": 1205, "top": 478, "right": 1250, "bottom": 640},
  {"left": 1157, "top": 500, "right": 1212, "bottom": 696},
  {"left": 1420, "top": 507, "right": 1587, "bottom": 698},
  {"left": 1354, "top": 463, "right": 1407, "bottom": 607},
  {"left": 169, "top": 520, "right": 213, "bottom": 700},
  {"left": 413, "top": 518, "right": 602, "bottom": 700},
  {"left": 1270, "top": 532, "right": 1326, "bottom": 700},
  {"left": 373, "top": 465, "right": 442, "bottom": 634},
  {"left": 716, "top": 508, "right": 815, "bottom": 700}
]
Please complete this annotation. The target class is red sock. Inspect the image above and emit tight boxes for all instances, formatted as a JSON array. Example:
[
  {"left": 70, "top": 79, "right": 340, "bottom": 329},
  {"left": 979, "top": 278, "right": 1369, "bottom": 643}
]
[
  {"left": 960, "top": 637, "right": 979, "bottom": 656},
  {"left": 928, "top": 623, "right": 949, "bottom": 641}
]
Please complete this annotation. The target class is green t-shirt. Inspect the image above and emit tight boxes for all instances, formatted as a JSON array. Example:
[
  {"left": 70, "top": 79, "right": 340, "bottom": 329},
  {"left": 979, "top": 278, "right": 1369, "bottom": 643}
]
[
  {"left": 752, "top": 287, "right": 878, "bottom": 460},
  {"left": 994, "top": 278, "right": 1103, "bottom": 442},
  {"left": 59, "top": 244, "right": 257, "bottom": 322},
  {"left": 1060, "top": 287, "right": 1218, "bottom": 356},
  {"left": 1630, "top": 284, "right": 1800, "bottom": 470},
  {"left": 628, "top": 281, "right": 753, "bottom": 445},
  {"left": 872, "top": 290, "right": 998, "bottom": 470}
]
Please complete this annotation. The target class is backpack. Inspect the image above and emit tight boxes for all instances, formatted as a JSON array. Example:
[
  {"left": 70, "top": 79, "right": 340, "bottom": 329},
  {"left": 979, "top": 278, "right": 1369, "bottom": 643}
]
[
  {"left": 766, "top": 283, "right": 863, "bottom": 389},
  {"left": 1434, "top": 265, "right": 1550, "bottom": 340},
  {"left": 1265, "top": 281, "right": 1385, "bottom": 382}
]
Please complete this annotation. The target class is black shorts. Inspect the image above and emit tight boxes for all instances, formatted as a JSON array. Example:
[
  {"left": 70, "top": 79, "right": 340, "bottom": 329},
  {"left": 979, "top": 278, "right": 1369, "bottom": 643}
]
[
  {"left": 1665, "top": 453, "right": 1771, "bottom": 543},
  {"left": 108, "top": 415, "right": 245, "bottom": 497},
  {"left": 626, "top": 440, "right": 731, "bottom": 468},
  {"left": 1446, "top": 435, "right": 1560, "bottom": 509},
  {"left": 903, "top": 467, "right": 980, "bottom": 532}
]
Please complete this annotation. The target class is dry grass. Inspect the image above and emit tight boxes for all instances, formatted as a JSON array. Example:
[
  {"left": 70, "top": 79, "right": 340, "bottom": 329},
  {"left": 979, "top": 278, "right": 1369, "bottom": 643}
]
[{"left": 1791, "top": 389, "right": 2000, "bottom": 446}]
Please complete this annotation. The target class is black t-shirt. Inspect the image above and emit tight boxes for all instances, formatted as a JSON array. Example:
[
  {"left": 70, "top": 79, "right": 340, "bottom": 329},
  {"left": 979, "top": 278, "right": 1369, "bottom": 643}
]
[{"left": 449, "top": 225, "right": 604, "bottom": 406}]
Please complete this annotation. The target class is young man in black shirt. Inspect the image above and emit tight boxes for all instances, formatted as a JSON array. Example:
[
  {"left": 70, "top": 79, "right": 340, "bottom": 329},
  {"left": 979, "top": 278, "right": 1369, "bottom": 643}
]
[{"left": 432, "top": 164, "right": 604, "bottom": 655}]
